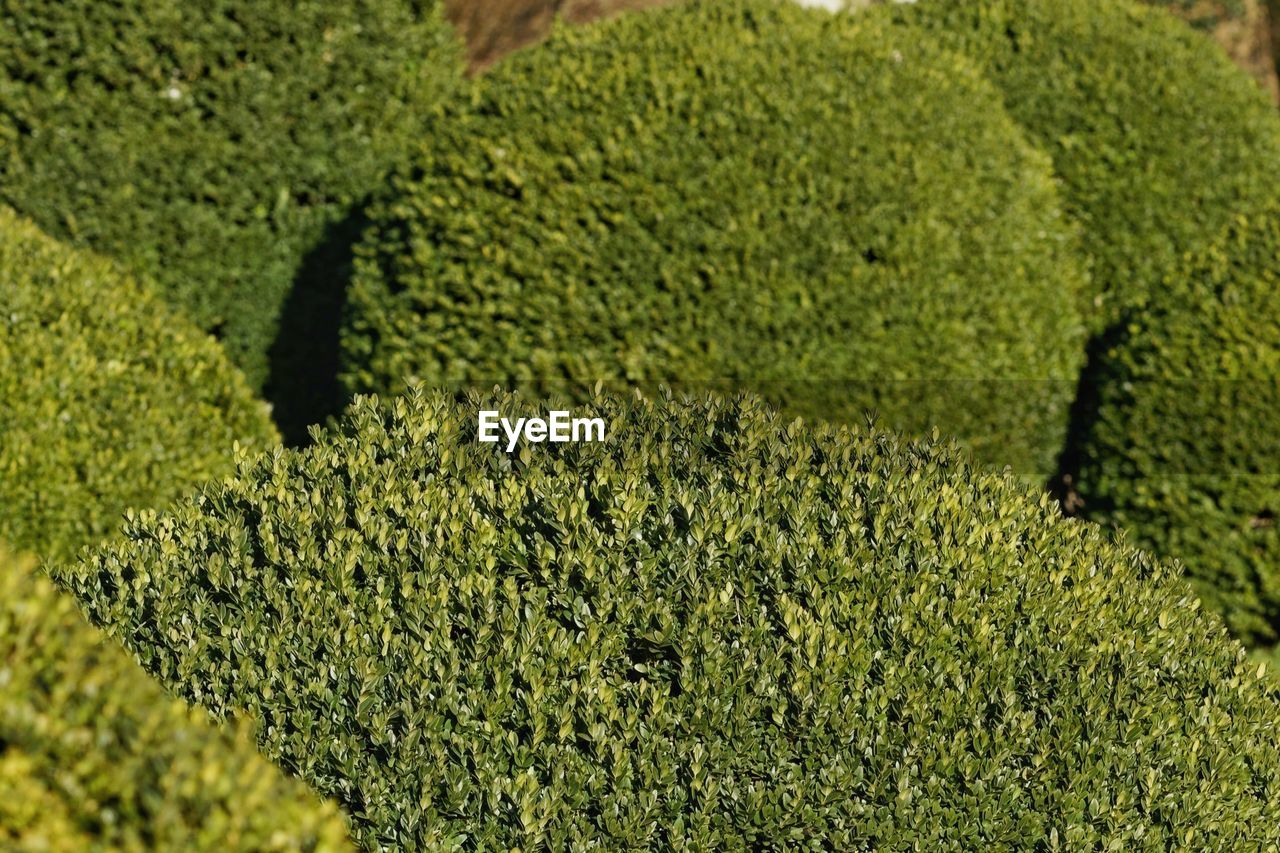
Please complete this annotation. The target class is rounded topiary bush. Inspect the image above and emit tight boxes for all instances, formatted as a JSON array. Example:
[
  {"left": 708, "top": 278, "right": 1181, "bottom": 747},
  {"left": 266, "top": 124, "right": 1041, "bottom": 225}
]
[
  {"left": 56, "top": 388, "right": 1280, "bottom": 848},
  {"left": 1075, "top": 208, "right": 1280, "bottom": 646},
  {"left": 339, "top": 0, "right": 1086, "bottom": 477},
  {"left": 893, "top": 0, "right": 1280, "bottom": 324},
  {"left": 0, "top": 0, "right": 464, "bottom": 396},
  {"left": 0, "top": 547, "right": 353, "bottom": 851},
  {"left": 0, "top": 208, "right": 279, "bottom": 562}
]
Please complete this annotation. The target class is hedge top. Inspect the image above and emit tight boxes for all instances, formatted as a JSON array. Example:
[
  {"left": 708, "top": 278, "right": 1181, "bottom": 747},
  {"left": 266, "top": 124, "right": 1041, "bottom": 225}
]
[
  {"left": 1075, "top": 208, "right": 1280, "bottom": 643},
  {"left": 340, "top": 0, "right": 1086, "bottom": 476},
  {"left": 0, "top": 0, "right": 465, "bottom": 389},
  {"left": 59, "top": 387, "right": 1280, "bottom": 849},
  {"left": 894, "top": 0, "right": 1280, "bottom": 324},
  {"left": 0, "top": 546, "right": 353, "bottom": 851},
  {"left": 0, "top": 208, "right": 279, "bottom": 562}
]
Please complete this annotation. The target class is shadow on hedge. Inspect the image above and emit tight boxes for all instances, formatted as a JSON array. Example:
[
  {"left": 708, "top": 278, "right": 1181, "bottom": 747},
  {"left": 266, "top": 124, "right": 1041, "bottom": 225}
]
[
  {"left": 1051, "top": 320, "right": 1128, "bottom": 518},
  {"left": 264, "top": 208, "right": 368, "bottom": 446}
]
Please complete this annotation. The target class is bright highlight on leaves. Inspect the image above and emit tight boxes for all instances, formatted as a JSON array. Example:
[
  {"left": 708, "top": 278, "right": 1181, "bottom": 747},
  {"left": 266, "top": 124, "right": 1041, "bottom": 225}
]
[
  {"left": 55, "top": 387, "right": 1280, "bottom": 849},
  {"left": 0, "top": 547, "right": 352, "bottom": 851}
]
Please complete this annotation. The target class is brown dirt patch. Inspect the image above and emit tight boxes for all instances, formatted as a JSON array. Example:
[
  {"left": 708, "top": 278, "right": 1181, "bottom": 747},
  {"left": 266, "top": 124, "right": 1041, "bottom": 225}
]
[
  {"left": 1207, "top": 0, "right": 1280, "bottom": 102},
  {"left": 446, "top": 0, "right": 1280, "bottom": 102},
  {"left": 444, "top": 0, "right": 676, "bottom": 72}
]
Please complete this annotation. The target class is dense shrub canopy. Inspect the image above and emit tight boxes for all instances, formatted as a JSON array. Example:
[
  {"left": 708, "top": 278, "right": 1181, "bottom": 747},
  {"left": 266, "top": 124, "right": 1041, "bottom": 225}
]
[
  {"left": 0, "top": 547, "right": 352, "bottom": 850},
  {"left": 340, "top": 0, "right": 1086, "bottom": 477},
  {"left": 0, "top": 209, "right": 278, "bottom": 562},
  {"left": 58, "top": 388, "right": 1280, "bottom": 849},
  {"left": 0, "top": 1, "right": 464, "bottom": 392},
  {"left": 893, "top": 0, "right": 1280, "bottom": 325},
  {"left": 1075, "top": 208, "right": 1280, "bottom": 645}
]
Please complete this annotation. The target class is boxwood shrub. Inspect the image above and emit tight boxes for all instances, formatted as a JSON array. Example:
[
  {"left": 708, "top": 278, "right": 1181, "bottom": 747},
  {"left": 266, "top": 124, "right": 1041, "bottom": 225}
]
[
  {"left": 0, "top": 1, "right": 464, "bottom": 391},
  {"left": 0, "top": 547, "right": 352, "bottom": 851},
  {"left": 339, "top": 0, "right": 1087, "bottom": 477},
  {"left": 0, "top": 209, "right": 279, "bottom": 562},
  {"left": 893, "top": 0, "right": 1280, "bottom": 324},
  {"left": 1075, "top": 208, "right": 1280, "bottom": 646},
  {"left": 57, "top": 388, "right": 1280, "bottom": 848}
]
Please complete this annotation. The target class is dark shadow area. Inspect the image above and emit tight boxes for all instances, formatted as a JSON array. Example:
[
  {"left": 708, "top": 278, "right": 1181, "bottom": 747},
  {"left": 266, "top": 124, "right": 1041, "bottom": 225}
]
[
  {"left": 264, "top": 208, "right": 370, "bottom": 446},
  {"left": 1049, "top": 319, "right": 1128, "bottom": 518}
]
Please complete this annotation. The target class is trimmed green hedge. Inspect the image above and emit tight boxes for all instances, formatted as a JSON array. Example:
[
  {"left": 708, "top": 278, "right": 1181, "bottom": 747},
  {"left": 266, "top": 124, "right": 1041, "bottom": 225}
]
[
  {"left": 57, "top": 388, "right": 1280, "bottom": 848},
  {"left": 1075, "top": 208, "right": 1280, "bottom": 645},
  {"left": 0, "top": 547, "right": 353, "bottom": 850},
  {"left": 339, "top": 0, "right": 1086, "bottom": 477},
  {"left": 0, "top": 1, "right": 464, "bottom": 392},
  {"left": 842, "top": 0, "right": 1245, "bottom": 30},
  {"left": 0, "top": 208, "right": 279, "bottom": 562},
  {"left": 893, "top": 0, "right": 1280, "bottom": 324}
]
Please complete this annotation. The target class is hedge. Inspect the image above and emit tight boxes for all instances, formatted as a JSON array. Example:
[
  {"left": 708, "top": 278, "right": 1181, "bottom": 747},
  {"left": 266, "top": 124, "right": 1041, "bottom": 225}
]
[
  {"left": 831, "top": 0, "right": 1245, "bottom": 27},
  {"left": 0, "top": 547, "right": 352, "bottom": 850},
  {"left": 1075, "top": 208, "right": 1280, "bottom": 646},
  {"left": 0, "top": 0, "right": 465, "bottom": 395},
  {"left": 0, "top": 208, "right": 279, "bottom": 563},
  {"left": 892, "top": 0, "right": 1280, "bottom": 325},
  {"left": 55, "top": 387, "right": 1280, "bottom": 848},
  {"left": 339, "top": 0, "right": 1087, "bottom": 477}
]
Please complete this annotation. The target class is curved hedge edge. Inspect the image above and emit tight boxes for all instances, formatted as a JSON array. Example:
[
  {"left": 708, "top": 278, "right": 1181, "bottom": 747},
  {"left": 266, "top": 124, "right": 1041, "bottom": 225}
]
[
  {"left": 0, "top": 545, "right": 354, "bottom": 851},
  {"left": 0, "top": 1, "right": 467, "bottom": 400},
  {"left": 0, "top": 208, "right": 280, "bottom": 562},
  {"left": 1073, "top": 207, "right": 1280, "bottom": 644},
  {"left": 53, "top": 386, "right": 1280, "bottom": 849},
  {"left": 339, "top": 0, "right": 1088, "bottom": 479},
  {"left": 891, "top": 0, "right": 1280, "bottom": 328}
]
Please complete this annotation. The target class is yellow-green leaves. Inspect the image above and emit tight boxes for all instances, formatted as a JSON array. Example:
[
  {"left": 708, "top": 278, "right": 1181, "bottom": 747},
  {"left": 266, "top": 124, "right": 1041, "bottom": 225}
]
[
  {"left": 895, "top": 0, "right": 1280, "bottom": 326},
  {"left": 54, "top": 387, "right": 1280, "bottom": 849},
  {"left": 0, "top": 547, "right": 352, "bottom": 851},
  {"left": 0, "top": 209, "right": 278, "bottom": 562}
]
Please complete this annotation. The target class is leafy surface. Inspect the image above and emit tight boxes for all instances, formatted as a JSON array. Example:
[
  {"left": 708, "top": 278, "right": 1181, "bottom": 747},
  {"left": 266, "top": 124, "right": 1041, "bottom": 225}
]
[
  {"left": 0, "top": 0, "right": 465, "bottom": 391},
  {"left": 895, "top": 0, "right": 1280, "bottom": 325},
  {"left": 341, "top": 0, "right": 1087, "bottom": 477},
  {"left": 0, "top": 208, "right": 278, "bottom": 562},
  {"left": 57, "top": 388, "right": 1280, "bottom": 849},
  {"left": 1076, "top": 208, "right": 1280, "bottom": 644},
  {"left": 1, "top": 547, "right": 352, "bottom": 851}
]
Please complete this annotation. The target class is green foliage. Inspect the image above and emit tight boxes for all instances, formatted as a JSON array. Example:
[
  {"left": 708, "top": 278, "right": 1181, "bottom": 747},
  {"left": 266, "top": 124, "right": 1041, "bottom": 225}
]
[
  {"left": 339, "top": 0, "right": 1086, "bottom": 477},
  {"left": 0, "top": 0, "right": 465, "bottom": 392},
  {"left": 893, "top": 0, "right": 1280, "bottom": 325},
  {"left": 1075, "top": 208, "right": 1280, "bottom": 645},
  {"left": 0, "top": 547, "right": 353, "bottom": 851},
  {"left": 56, "top": 387, "right": 1280, "bottom": 848},
  {"left": 1148, "top": 0, "right": 1248, "bottom": 30},
  {"left": 0, "top": 208, "right": 279, "bottom": 563},
  {"left": 834, "top": 0, "right": 1244, "bottom": 28},
  {"left": 897, "top": 0, "right": 1280, "bottom": 644}
]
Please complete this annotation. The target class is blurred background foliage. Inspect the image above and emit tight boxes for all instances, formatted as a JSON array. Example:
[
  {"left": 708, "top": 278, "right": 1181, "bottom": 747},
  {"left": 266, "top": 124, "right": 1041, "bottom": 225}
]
[{"left": 444, "top": 0, "right": 1280, "bottom": 98}]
